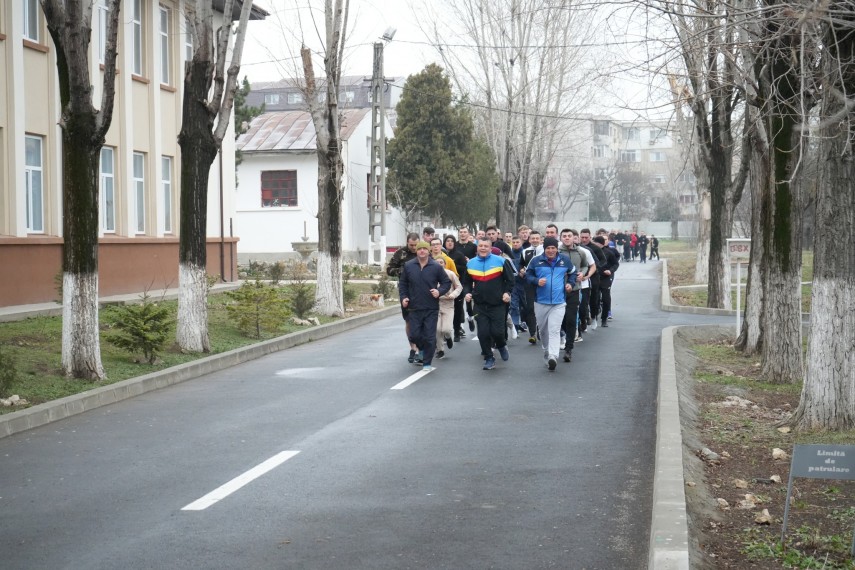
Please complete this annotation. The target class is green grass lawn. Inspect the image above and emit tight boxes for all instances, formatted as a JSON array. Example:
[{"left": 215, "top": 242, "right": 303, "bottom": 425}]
[
  {"left": 0, "top": 283, "right": 378, "bottom": 413},
  {"left": 667, "top": 250, "right": 814, "bottom": 311}
]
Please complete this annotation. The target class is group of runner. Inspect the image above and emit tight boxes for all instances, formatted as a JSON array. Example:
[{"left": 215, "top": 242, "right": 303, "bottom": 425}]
[{"left": 386, "top": 224, "right": 629, "bottom": 372}]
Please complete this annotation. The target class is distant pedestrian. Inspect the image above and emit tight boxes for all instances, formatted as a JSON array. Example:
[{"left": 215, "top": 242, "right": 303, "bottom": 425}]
[{"left": 650, "top": 235, "right": 660, "bottom": 260}]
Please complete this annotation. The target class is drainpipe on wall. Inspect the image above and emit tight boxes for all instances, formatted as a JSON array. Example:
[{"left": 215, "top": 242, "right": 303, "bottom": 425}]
[{"left": 219, "top": 151, "right": 225, "bottom": 282}]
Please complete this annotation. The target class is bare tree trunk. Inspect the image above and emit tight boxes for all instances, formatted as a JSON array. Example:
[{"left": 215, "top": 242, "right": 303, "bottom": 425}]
[
  {"left": 177, "top": 62, "right": 219, "bottom": 351},
  {"left": 736, "top": 137, "right": 766, "bottom": 354},
  {"left": 793, "top": 7, "right": 855, "bottom": 429},
  {"left": 757, "top": 14, "right": 805, "bottom": 385},
  {"left": 694, "top": 192, "right": 711, "bottom": 284},
  {"left": 41, "top": 0, "right": 121, "bottom": 380},
  {"left": 300, "top": 0, "right": 348, "bottom": 317},
  {"left": 707, "top": 163, "right": 732, "bottom": 309},
  {"left": 177, "top": 0, "right": 254, "bottom": 351}
]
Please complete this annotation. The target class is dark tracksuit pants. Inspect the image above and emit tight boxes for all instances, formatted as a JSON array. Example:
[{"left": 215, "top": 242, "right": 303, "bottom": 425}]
[
  {"left": 523, "top": 283, "right": 538, "bottom": 337},
  {"left": 453, "top": 296, "right": 465, "bottom": 335},
  {"left": 407, "top": 309, "right": 439, "bottom": 365},
  {"left": 474, "top": 303, "right": 508, "bottom": 358},
  {"left": 578, "top": 288, "right": 590, "bottom": 332},
  {"left": 589, "top": 275, "right": 602, "bottom": 321},
  {"left": 561, "top": 289, "right": 581, "bottom": 354},
  {"left": 599, "top": 276, "right": 613, "bottom": 324}
]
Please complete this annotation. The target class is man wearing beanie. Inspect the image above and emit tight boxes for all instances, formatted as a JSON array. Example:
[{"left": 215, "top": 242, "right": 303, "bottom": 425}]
[
  {"left": 524, "top": 236, "right": 577, "bottom": 371},
  {"left": 465, "top": 239, "right": 515, "bottom": 370},
  {"left": 399, "top": 240, "right": 452, "bottom": 372}
]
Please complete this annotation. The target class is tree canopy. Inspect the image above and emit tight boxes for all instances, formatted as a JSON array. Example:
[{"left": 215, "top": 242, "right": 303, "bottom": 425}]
[{"left": 387, "top": 64, "right": 497, "bottom": 227}]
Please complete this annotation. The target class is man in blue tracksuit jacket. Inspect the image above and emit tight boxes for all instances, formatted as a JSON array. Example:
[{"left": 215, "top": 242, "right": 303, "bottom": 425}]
[
  {"left": 524, "top": 236, "right": 577, "bottom": 371},
  {"left": 398, "top": 241, "right": 452, "bottom": 370}
]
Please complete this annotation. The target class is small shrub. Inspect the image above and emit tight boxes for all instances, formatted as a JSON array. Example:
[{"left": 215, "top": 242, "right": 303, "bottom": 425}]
[
  {"left": 268, "top": 261, "right": 286, "bottom": 285},
  {"left": 343, "top": 266, "right": 358, "bottom": 306},
  {"left": 206, "top": 273, "right": 220, "bottom": 293},
  {"left": 226, "top": 280, "right": 290, "bottom": 338},
  {"left": 286, "top": 262, "right": 314, "bottom": 318},
  {"left": 107, "top": 293, "right": 173, "bottom": 364},
  {"left": 0, "top": 346, "right": 18, "bottom": 397},
  {"left": 372, "top": 273, "right": 395, "bottom": 299}
]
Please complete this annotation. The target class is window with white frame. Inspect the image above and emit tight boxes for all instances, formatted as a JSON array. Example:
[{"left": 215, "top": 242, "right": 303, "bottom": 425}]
[
  {"left": 344, "top": 90, "right": 355, "bottom": 103},
  {"left": 184, "top": 16, "right": 193, "bottom": 61},
  {"left": 287, "top": 92, "right": 304, "bottom": 105},
  {"left": 623, "top": 127, "right": 639, "bottom": 140},
  {"left": 132, "top": 0, "right": 143, "bottom": 75},
  {"left": 592, "top": 145, "right": 606, "bottom": 158},
  {"left": 24, "top": 135, "right": 44, "bottom": 233},
  {"left": 24, "top": 0, "right": 39, "bottom": 42},
  {"left": 159, "top": 5, "right": 171, "bottom": 85},
  {"left": 97, "top": 0, "right": 109, "bottom": 63},
  {"left": 649, "top": 151, "right": 666, "bottom": 162},
  {"left": 100, "top": 147, "right": 116, "bottom": 232},
  {"left": 620, "top": 150, "right": 639, "bottom": 163},
  {"left": 161, "top": 156, "right": 173, "bottom": 232},
  {"left": 264, "top": 93, "right": 280, "bottom": 105},
  {"left": 133, "top": 152, "right": 145, "bottom": 233},
  {"left": 653, "top": 174, "right": 667, "bottom": 184}
]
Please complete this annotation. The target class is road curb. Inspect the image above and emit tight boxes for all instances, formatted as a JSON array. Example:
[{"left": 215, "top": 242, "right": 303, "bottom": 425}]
[
  {"left": 648, "top": 326, "right": 690, "bottom": 569},
  {"left": 659, "top": 259, "right": 735, "bottom": 317},
  {"left": 0, "top": 305, "right": 399, "bottom": 440}
]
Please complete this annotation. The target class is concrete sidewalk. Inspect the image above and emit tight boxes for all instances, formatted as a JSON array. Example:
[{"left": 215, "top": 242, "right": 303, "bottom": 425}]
[{"left": 0, "top": 264, "right": 721, "bottom": 570}]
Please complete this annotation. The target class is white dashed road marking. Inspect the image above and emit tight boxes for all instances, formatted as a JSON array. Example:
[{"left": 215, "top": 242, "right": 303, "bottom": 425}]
[
  {"left": 391, "top": 368, "right": 434, "bottom": 390},
  {"left": 181, "top": 450, "right": 301, "bottom": 511}
]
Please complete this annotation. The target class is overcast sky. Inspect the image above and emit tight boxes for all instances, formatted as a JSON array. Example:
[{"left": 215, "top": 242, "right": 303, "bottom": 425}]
[
  {"left": 241, "top": 0, "right": 438, "bottom": 83},
  {"left": 239, "top": 0, "right": 676, "bottom": 121}
]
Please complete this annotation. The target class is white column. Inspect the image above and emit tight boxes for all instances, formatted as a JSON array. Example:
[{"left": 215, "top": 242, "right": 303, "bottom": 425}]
[{"left": 8, "top": 0, "right": 28, "bottom": 236}]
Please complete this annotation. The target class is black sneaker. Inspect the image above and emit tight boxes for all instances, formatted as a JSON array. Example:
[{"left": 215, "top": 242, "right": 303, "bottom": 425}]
[
  {"left": 407, "top": 349, "right": 416, "bottom": 364},
  {"left": 468, "top": 317, "right": 475, "bottom": 332},
  {"left": 547, "top": 357, "right": 557, "bottom": 371},
  {"left": 436, "top": 350, "right": 445, "bottom": 359},
  {"left": 563, "top": 351, "right": 572, "bottom": 363},
  {"left": 601, "top": 321, "right": 609, "bottom": 328},
  {"left": 445, "top": 337, "right": 453, "bottom": 349}
]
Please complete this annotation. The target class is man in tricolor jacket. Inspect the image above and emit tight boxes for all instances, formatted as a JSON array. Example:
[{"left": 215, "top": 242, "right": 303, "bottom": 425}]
[{"left": 464, "top": 239, "right": 516, "bottom": 370}]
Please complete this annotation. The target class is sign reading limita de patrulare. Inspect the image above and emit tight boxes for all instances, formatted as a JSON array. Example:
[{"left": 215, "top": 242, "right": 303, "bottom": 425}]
[{"left": 782, "top": 445, "right": 855, "bottom": 555}]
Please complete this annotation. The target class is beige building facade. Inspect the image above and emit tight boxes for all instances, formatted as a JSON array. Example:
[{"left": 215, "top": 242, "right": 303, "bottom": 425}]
[{"left": 0, "top": 0, "right": 263, "bottom": 307}]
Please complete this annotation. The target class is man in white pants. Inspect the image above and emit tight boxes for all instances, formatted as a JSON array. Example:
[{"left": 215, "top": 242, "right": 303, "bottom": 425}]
[{"left": 523, "top": 237, "right": 577, "bottom": 371}]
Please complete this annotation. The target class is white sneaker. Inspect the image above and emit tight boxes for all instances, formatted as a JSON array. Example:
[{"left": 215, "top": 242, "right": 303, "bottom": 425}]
[
  {"left": 560, "top": 337, "right": 566, "bottom": 350},
  {"left": 591, "top": 320, "right": 598, "bottom": 331}
]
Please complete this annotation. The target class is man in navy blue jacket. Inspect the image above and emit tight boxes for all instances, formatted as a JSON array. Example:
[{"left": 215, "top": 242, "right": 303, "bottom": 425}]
[{"left": 399, "top": 241, "right": 452, "bottom": 371}]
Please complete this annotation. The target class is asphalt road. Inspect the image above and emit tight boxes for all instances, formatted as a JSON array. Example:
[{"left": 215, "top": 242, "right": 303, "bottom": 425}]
[{"left": 0, "top": 260, "right": 723, "bottom": 569}]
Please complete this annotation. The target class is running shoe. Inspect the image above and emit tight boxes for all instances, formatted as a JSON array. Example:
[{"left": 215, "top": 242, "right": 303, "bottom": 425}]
[
  {"left": 574, "top": 334, "right": 583, "bottom": 343},
  {"left": 591, "top": 320, "right": 598, "bottom": 330},
  {"left": 407, "top": 349, "right": 416, "bottom": 364},
  {"left": 601, "top": 320, "right": 609, "bottom": 328},
  {"left": 446, "top": 336, "right": 453, "bottom": 349},
  {"left": 436, "top": 350, "right": 445, "bottom": 359},
  {"left": 563, "top": 351, "right": 572, "bottom": 363},
  {"left": 547, "top": 357, "right": 557, "bottom": 371},
  {"left": 483, "top": 357, "right": 496, "bottom": 370},
  {"left": 498, "top": 345, "right": 510, "bottom": 361},
  {"left": 422, "top": 364, "right": 434, "bottom": 372},
  {"left": 414, "top": 350, "right": 424, "bottom": 364},
  {"left": 529, "top": 336, "right": 537, "bottom": 345},
  {"left": 468, "top": 316, "right": 476, "bottom": 332}
]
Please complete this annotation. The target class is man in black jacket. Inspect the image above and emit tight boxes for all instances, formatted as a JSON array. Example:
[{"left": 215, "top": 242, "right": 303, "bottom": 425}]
[
  {"left": 592, "top": 236, "right": 619, "bottom": 327},
  {"left": 399, "top": 241, "right": 452, "bottom": 372},
  {"left": 579, "top": 228, "right": 607, "bottom": 328}
]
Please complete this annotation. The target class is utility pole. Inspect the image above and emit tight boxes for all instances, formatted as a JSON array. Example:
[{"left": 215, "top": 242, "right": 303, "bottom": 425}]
[{"left": 368, "top": 39, "right": 389, "bottom": 265}]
